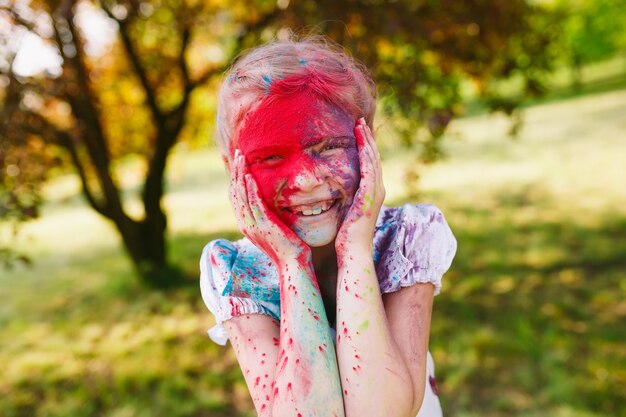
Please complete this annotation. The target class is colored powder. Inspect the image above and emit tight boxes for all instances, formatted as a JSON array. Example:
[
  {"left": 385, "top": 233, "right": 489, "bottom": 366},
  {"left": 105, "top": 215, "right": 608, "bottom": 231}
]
[{"left": 236, "top": 75, "right": 358, "bottom": 228}]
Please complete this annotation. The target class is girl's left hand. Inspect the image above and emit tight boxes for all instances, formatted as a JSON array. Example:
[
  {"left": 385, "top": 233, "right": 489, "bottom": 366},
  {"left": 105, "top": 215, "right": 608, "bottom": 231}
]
[{"left": 335, "top": 118, "right": 385, "bottom": 255}]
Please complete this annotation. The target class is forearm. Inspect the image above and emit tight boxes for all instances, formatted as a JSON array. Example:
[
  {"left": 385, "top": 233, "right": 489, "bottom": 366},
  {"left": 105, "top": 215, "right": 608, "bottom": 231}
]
[
  {"left": 336, "top": 248, "right": 419, "bottom": 417},
  {"left": 273, "top": 259, "right": 345, "bottom": 417}
]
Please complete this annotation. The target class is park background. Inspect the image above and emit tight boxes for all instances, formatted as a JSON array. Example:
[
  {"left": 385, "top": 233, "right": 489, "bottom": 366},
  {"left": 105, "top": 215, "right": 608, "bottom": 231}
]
[{"left": 1, "top": 0, "right": 625, "bottom": 416}]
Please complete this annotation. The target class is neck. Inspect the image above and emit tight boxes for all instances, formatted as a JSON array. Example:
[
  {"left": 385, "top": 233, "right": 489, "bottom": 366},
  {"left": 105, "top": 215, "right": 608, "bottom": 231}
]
[
  {"left": 311, "top": 242, "right": 338, "bottom": 328},
  {"left": 311, "top": 242, "right": 338, "bottom": 278}
]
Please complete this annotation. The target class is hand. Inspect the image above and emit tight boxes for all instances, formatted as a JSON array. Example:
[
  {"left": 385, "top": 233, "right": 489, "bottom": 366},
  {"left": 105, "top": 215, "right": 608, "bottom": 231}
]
[
  {"left": 229, "top": 150, "right": 311, "bottom": 266},
  {"left": 335, "top": 118, "right": 385, "bottom": 255}
]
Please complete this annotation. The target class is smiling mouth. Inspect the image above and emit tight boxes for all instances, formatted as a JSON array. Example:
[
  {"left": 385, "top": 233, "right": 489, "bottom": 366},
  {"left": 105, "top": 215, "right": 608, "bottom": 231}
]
[{"left": 285, "top": 199, "right": 337, "bottom": 217}]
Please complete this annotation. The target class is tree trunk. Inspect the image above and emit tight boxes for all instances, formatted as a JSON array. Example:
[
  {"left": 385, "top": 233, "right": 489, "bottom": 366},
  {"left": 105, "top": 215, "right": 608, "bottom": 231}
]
[
  {"left": 571, "top": 54, "right": 583, "bottom": 92},
  {"left": 115, "top": 208, "right": 182, "bottom": 287}
]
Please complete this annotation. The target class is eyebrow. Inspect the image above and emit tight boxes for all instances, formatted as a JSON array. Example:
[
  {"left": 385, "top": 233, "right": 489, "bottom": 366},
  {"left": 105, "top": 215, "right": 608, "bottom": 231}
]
[
  {"left": 302, "top": 135, "right": 355, "bottom": 148},
  {"left": 245, "top": 145, "right": 292, "bottom": 159}
]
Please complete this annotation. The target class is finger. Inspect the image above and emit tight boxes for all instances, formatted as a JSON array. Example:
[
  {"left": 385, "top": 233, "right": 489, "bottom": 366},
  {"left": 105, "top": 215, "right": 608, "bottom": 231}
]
[
  {"left": 360, "top": 122, "right": 383, "bottom": 187},
  {"left": 354, "top": 117, "right": 366, "bottom": 150},
  {"left": 355, "top": 123, "right": 370, "bottom": 176},
  {"left": 245, "top": 173, "right": 302, "bottom": 243},
  {"left": 228, "top": 149, "right": 240, "bottom": 202},
  {"left": 229, "top": 151, "right": 245, "bottom": 222},
  {"left": 358, "top": 125, "right": 385, "bottom": 206},
  {"left": 232, "top": 153, "right": 256, "bottom": 230},
  {"left": 359, "top": 124, "right": 376, "bottom": 181},
  {"left": 236, "top": 155, "right": 256, "bottom": 225},
  {"left": 244, "top": 173, "right": 269, "bottom": 222}
]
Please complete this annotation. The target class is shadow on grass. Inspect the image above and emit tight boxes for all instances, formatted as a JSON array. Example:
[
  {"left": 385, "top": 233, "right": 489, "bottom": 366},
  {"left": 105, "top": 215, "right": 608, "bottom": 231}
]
[
  {"left": 425, "top": 205, "right": 626, "bottom": 417},
  {"left": 0, "top": 229, "right": 254, "bottom": 417}
]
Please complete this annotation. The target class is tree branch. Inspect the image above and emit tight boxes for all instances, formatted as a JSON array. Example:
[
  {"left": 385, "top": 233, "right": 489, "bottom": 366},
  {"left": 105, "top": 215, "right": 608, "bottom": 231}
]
[
  {"left": 51, "top": 0, "right": 129, "bottom": 223},
  {"left": 2, "top": 6, "right": 47, "bottom": 39},
  {"left": 188, "top": 7, "right": 281, "bottom": 91},
  {"left": 59, "top": 132, "right": 110, "bottom": 217},
  {"left": 179, "top": 23, "right": 192, "bottom": 91},
  {"left": 15, "top": 109, "right": 109, "bottom": 216},
  {"left": 100, "top": 2, "right": 164, "bottom": 123}
]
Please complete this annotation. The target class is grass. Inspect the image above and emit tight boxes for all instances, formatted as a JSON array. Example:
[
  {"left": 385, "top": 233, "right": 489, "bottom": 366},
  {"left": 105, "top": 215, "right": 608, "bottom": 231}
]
[{"left": 1, "top": 85, "right": 626, "bottom": 416}]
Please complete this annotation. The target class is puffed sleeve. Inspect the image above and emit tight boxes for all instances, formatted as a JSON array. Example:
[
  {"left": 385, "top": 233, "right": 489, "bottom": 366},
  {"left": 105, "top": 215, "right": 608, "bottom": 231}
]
[
  {"left": 199, "top": 239, "right": 280, "bottom": 345},
  {"left": 375, "top": 204, "right": 457, "bottom": 295}
]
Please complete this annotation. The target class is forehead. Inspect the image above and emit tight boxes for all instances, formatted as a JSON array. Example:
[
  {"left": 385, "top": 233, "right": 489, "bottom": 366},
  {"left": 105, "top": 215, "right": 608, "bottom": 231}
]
[{"left": 237, "top": 89, "right": 354, "bottom": 154}]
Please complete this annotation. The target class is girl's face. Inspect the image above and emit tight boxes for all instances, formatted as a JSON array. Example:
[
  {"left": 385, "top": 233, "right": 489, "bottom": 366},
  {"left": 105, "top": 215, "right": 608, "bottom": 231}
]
[{"left": 237, "top": 90, "right": 360, "bottom": 247}]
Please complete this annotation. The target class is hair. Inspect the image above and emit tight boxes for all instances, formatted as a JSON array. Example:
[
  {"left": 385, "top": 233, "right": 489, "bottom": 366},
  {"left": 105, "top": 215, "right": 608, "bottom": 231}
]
[{"left": 214, "top": 35, "right": 377, "bottom": 167}]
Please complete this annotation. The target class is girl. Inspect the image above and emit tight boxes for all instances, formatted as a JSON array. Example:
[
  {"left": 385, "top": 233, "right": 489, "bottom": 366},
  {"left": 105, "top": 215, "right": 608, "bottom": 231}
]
[{"left": 200, "top": 37, "right": 457, "bottom": 417}]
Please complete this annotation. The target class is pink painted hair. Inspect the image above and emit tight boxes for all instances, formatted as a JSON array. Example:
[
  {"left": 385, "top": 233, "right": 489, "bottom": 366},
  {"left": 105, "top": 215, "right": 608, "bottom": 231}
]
[{"left": 215, "top": 35, "right": 377, "bottom": 167}]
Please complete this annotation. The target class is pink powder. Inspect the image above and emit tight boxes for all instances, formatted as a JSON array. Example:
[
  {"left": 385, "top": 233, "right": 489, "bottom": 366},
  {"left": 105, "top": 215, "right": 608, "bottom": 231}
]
[{"left": 236, "top": 75, "right": 359, "bottom": 230}]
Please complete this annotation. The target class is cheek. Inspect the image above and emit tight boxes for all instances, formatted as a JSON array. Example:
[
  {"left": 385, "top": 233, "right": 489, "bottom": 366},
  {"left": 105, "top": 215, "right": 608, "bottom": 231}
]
[
  {"left": 330, "top": 149, "right": 360, "bottom": 196},
  {"left": 249, "top": 167, "right": 283, "bottom": 206}
]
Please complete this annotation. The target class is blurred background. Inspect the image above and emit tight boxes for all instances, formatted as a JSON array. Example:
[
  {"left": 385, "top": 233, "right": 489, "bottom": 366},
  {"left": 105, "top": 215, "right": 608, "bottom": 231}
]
[{"left": 1, "top": 0, "right": 625, "bottom": 416}]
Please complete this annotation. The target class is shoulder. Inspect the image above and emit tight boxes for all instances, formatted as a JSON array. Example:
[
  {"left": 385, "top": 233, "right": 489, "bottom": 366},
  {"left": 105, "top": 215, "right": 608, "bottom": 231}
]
[
  {"left": 373, "top": 203, "right": 455, "bottom": 260},
  {"left": 199, "top": 238, "right": 239, "bottom": 308},
  {"left": 374, "top": 204, "right": 457, "bottom": 295},
  {"left": 376, "top": 203, "right": 448, "bottom": 229},
  {"left": 200, "top": 237, "right": 279, "bottom": 298},
  {"left": 200, "top": 239, "right": 238, "bottom": 273},
  {"left": 199, "top": 237, "right": 281, "bottom": 344}
]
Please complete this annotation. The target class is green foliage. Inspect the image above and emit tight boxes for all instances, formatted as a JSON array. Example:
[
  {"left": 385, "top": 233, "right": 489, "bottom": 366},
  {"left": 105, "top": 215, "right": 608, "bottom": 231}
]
[
  {"left": 550, "top": 0, "right": 626, "bottom": 89},
  {"left": 556, "top": 0, "right": 626, "bottom": 65},
  {"left": 0, "top": 1, "right": 568, "bottom": 272},
  {"left": 278, "top": 0, "right": 562, "bottom": 153}
]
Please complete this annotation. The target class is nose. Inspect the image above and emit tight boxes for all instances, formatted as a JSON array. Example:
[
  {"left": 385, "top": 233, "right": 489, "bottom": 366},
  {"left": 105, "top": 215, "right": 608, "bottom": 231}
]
[{"left": 288, "top": 157, "right": 327, "bottom": 191}]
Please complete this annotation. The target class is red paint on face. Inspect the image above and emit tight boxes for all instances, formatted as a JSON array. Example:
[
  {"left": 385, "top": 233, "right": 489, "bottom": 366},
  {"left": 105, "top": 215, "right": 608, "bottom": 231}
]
[{"left": 237, "top": 79, "right": 360, "bottom": 246}]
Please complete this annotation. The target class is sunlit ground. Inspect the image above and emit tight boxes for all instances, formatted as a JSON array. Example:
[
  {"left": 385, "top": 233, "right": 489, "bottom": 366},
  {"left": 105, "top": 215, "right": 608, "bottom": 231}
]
[{"left": 1, "top": 88, "right": 625, "bottom": 417}]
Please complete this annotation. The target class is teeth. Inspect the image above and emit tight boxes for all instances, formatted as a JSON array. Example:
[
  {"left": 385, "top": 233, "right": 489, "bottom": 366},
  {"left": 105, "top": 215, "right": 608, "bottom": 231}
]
[{"left": 290, "top": 200, "right": 334, "bottom": 216}]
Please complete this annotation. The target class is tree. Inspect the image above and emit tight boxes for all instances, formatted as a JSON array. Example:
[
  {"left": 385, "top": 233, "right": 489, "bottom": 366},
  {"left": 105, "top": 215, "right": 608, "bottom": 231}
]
[
  {"left": 554, "top": 0, "right": 626, "bottom": 90},
  {"left": 280, "top": 0, "right": 559, "bottom": 150},
  {"left": 1, "top": 0, "right": 559, "bottom": 284},
  {"left": 1, "top": 0, "right": 280, "bottom": 285}
]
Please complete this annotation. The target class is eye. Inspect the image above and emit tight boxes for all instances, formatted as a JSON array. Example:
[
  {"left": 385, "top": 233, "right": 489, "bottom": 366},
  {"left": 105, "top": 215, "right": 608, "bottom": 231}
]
[
  {"left": 321, "top": 144, "right": 341, "bottom": 152},
  {"left": 319, "top": 137, "right": 354, "bottom": 154},
  {"left": 253, "top": 155, "right": 283, "bottom": 165}
]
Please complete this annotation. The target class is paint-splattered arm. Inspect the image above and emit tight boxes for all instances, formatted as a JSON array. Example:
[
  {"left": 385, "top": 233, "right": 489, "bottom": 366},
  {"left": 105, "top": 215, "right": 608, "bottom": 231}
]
[
  {"left": 223, "top": 314, "right": 281, "bottom": 416},
  {"left": 273, "top": 258, "right": 345, "bottom": 417},
  {"left": 335, "top": 119, "right": 428, "bottom": 416},
  {"left": 228, "top": 152, "right": 345, "bottom": 416}
]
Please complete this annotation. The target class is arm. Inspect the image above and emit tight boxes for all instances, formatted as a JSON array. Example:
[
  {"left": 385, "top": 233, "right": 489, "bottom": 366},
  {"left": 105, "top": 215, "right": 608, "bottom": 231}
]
[
  {"left": 336, "top": 260, "right": 434, "bottom": 417},
  {"left": 226, "top": 151, "right": 344, "bottom": 417},
  {"left": 335, "top": 119, "right": 432, "bottom": 417}
]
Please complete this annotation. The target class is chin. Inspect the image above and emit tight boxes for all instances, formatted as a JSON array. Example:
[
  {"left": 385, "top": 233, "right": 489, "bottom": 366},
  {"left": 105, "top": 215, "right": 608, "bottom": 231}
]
[{"left": 294, "top": 224, "right": 338, "bottom": 247}]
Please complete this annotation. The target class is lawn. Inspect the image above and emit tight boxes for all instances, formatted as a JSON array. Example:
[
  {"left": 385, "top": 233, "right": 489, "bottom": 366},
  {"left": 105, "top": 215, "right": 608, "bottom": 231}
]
[{"left": 1, "top": 87, "right": 625, "bottom": 417}]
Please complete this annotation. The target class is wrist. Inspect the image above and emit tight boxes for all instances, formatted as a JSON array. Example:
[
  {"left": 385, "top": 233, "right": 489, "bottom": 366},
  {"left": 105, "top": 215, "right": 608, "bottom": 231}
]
[
  {"left": 336, "top": 237, "right": 372, "bottom": 255},
  {"left": 265, "top": 241, "right": 310, "bottom": 264},
  {"left": 336, "top": 243, "right": 373, "bottom": 268},
  {"left": 276, "top": 247, "right": 313, "bottom": 272}
]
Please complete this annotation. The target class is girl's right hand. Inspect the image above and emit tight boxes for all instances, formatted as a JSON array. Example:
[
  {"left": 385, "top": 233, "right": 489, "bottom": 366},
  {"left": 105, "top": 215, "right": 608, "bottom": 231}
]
[{"left": 229, "top": 149, "right": 311, "bottom": 267}]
